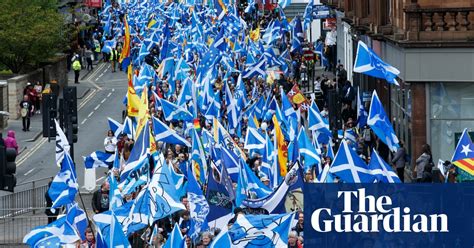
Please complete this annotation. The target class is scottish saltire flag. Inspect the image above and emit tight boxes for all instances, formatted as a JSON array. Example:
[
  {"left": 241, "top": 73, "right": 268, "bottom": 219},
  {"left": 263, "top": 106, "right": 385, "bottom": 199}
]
[
  {"left": 344, "top": 128, "right": 358, "bottom": 145},
  {"left": 228, "top": 212, "right": 296, "bottom": 247},
  {"left": 55, "top": 120, "right": 70, "bottom": 165},
  {"left": 83, "top": 151, "right": 115, "bottom": 169},
  {"left": 48, "top": 153, "right": 78, "bottom": 211},
  {"left": 244, "top": 127, "right": 266, "bottom": 151},
  {"left": 237, "top": 159, "right": 272, "bottom": 203},
  {"left": 220, "top": 146, "right": 240, "bottom": 182},
  {"left": 152, "top": 116, "right": 191, "bottom": 147},
  {"left": 357, "top": 87, "right": 368, "bottom": 128},
  {"left": 451, "top": 129, "right": 474, "bottom": 175},
  {"left": 317, "top": 163, "right": 331, "bottom": 183},
  {"left": 315, "top": 42, "right": 329, "bottom": 67},
  {"left": 291, "top": 17, "right": 303, "bottom": 54},
  {"left": 353, "top": 41, "right": 400, "bottom": 85},
  {"left": 93, "top": 211, "right": 131, "bottom": 248},
  {"left": 65, "top": 203, "right": 88, "bottom": 240},
  {"left": 177, "top": 77, "right": 193, "bottom": 107},
  {"left": 298, "top": 129, "right": 321, "bottom": 173},
  {"left": 159, "top": 98, "right": 194, "bottom": 122},
  {"left": 368, "top": 91, "right": 400, "bottom": 152},
  {"left": 243, "top": 57, "right": 266, "bottom": 79},
  {"left": 308, "top": 100, "right": 331, "bottom": 136},
  {"left": 164, "top": 223, "right": 185, "bottom": 248},
  {"left": 187, "top": 168, "right": 210, "bottom": 240},
  {"left": 119, "top": 122, "right": 150, "bottom": 195},
  {"left": 122, "top": 116, "right": 136, "bottom": 138},
  {"left": 369, "top": 149, "right": 401, "bottom": 183},
  {"left": 326, "top": 140, "right": 335, "bottom": 160},
  {"left": 329, "top": 140, "right": 375, "bottom": 183},
  {"left": 192, "top": 128, "right": 208, "bottom": 183},
  {"left": 225, "top": 81, "right": 240, "bottom": 132},
  {"left": 108, "top": 117, "right": 123, "bottom": 138},
  {"left": 108, "top": 174, "right": 123, "bottom": 210},
  {"left": 23, "top": 214, "right": 80, "bottom": 247}
]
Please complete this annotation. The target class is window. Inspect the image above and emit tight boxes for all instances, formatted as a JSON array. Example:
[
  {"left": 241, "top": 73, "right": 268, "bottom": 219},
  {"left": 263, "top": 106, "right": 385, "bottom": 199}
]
[
  {"left": 390, "top": 82, "right": 412, "bottom": 163},
  {"left": 429, "top": 83, "right": 474, "bottom": 163}
]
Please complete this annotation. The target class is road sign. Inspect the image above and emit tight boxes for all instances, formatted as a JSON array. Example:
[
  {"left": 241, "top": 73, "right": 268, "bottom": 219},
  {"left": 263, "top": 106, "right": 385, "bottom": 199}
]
[{"left": 313, "top": 5, "right": 332, "bottom": 19}]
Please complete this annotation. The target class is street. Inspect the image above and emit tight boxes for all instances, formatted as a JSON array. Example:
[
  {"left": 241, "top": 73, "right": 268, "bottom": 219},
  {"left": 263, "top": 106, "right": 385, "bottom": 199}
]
[{"left": 12, "top": 63, "right": 127, "bottom": 193}]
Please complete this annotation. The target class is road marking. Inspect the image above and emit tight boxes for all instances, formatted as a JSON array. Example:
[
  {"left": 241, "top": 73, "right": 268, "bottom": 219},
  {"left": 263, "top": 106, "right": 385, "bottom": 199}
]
[
  {"left": 101, "top": 98, "right": 106, "bottom": 104},
  {"left": 88, "top": 112, "right": 94, "bottom": 118},
  {"left": 24, "top": 168, "right": 35, "bottom": 176},
  {"left": 78, "top": 89, "right": 97, "bottom": 110},
  {"left": 111, "top": 88, "right": 115, "bottom": 92},
  {"left": 17, "top": 137, "right": 48, "bottom": 167},
  {"left": 107, "top": 92, "right": 112, "bottom": 97},
  {"left": 94, "top": 104, "right": 101, "bottom": 110},
  {"left": 96, "top": 176, "right": 105, "bottom": 182},
  {"left": 81, "top": 118, "right": 87, "bottom": 125}
]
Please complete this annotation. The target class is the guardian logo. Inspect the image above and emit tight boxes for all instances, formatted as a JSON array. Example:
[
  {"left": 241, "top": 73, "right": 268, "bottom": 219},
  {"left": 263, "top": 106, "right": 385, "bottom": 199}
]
[{"left": 311, "top": 188, "right": 449, "bottom": 233}]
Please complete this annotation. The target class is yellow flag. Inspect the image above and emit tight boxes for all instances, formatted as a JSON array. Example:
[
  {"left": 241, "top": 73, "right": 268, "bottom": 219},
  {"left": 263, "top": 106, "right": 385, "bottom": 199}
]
[
  {"left": 135, "top": 86, "right": 149, "bottom": 136},
  {"left": 250, "top": 27, "right": 260, "bottom": 41},
  {"left": 127, "top": 65, "right": 141, "bottom": 117},
  {"left": 273, "top": 115, "right": 288, "bottom": 177}
]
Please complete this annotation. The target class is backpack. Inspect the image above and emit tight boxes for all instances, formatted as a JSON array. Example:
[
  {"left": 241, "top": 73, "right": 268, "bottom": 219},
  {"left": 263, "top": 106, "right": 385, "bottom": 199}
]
[{"left": 72, "top": 60, "right": 81, "bottom": 71}]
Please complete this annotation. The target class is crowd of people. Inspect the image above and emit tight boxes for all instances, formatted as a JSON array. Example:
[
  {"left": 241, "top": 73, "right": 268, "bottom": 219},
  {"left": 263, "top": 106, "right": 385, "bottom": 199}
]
[{"left": 30, "top": 0, "right": 462, "bottom": 248}]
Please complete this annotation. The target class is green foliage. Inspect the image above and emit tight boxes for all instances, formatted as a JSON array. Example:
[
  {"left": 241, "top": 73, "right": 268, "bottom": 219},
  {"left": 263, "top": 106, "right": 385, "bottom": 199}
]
[{"left": 0, "top": 0, "right": 66, "bottom": 73}]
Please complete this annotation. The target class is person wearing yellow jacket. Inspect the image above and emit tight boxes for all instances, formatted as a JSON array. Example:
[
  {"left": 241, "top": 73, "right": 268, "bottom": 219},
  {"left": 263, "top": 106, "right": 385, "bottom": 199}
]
[
  {"left": 72, "top": 59, "right": 81, "bottom": 84},
  {"left": 110, "top": 48, "right": 118, "bottom": 72}
]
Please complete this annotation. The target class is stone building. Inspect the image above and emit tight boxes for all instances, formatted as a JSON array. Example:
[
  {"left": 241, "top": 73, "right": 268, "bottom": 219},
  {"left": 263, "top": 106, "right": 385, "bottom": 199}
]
[{"left": 322, "top": 0, "right": 474, "bottom": 164}]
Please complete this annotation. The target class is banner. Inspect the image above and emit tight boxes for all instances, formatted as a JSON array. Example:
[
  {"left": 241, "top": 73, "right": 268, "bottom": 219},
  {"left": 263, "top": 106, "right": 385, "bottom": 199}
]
[
  {"left": 287, "top": 84, "right": 310, "bottom": 112},
  {"left": 304, "top": 183, "right": 474, "bottom": 248},
  {"left": 85, "top": 0, "right": 102, "bottom": 8}
]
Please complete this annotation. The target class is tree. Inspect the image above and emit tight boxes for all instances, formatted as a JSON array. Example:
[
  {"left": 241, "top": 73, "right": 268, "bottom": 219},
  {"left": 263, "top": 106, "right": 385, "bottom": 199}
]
[{"left": 0, "top": 0, "right": 66, "bottom": 73}]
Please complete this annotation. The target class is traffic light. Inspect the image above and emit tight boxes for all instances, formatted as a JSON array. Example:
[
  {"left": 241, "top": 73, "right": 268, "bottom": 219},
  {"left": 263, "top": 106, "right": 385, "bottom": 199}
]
[
  {"left": 0, "top": 144, "right": 17, "bottom": 192},
  {"left": 42, "top": 94, "right": 57, "bottom": 138},
  {"left": 63, "top": 86, "right": 78, "bottom": 144}
]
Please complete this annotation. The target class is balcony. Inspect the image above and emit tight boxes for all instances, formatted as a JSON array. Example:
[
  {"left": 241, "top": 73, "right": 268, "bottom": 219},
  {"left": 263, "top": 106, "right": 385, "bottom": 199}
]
[
  {"left": 320, "top": 0, "right": 342, "bottom": 9},
  {"left": 404, "top": 6, "right": 474, "bottom": 42}
]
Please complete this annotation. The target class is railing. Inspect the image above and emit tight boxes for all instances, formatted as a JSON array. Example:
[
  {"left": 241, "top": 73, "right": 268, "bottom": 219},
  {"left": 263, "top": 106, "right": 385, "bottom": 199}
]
[
  {"left": 0, "top": 177, "right": 53, "bottom": 218},
  {"left": 0, "top": 212, "right": 48, "bottom": 245},
  {"left": 404, "top": 6, "right": 474, "bottom": 41}
]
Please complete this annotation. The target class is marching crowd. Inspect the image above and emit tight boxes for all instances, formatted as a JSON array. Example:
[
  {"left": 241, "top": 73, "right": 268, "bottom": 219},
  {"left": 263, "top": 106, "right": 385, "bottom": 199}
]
[{"left": 29, "top": 0, "right": 462, "bottom": 248}]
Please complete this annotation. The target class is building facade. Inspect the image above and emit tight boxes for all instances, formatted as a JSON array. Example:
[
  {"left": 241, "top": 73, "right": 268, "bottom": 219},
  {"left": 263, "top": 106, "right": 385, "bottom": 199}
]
[{"left": 322, "top": 0, "right": 474, "bottom": 165}]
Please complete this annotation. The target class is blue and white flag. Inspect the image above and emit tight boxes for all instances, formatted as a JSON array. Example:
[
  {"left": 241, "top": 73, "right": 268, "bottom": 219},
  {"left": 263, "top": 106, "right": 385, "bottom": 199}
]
[
  {"left": 209, "top": 228, "right": 232, "bottom": 248},
  {"left": 177, "top": 77, "right": 193, "bottom": 107},
  {"left": 93, "top": 211, "right": 131, "bottom": 248},
  {"left": 187, "top": 168, "right": 210, "bottom": 240},
  {"left": 119, "top": 123, "right": 150, "bottom": 195},
  {"left": 308, "top": 100, "right": 331, "bottom": 136},
  {"left": 244, "top": 127, "right": 266, "bottom": 151},
  {"left": 228, "top": 212, "right": 296, "bottom": 247},
  {"left": 303, "top": 0, "right": 313, "bottom": 30},
  {"left": 23, "top": 214, "right": 80, "bottom": 247},
  {"left": 122, "top": 116, "right": 136, "bottom": 139},
  {"left": 48, "top": 153, "right": 78, "bottom": 211},
  {"left": 83, "top": 151, "right": 115, "bottom": 169},
  {"left": 159, "top": 97, "right": 194, "bottom": 122},
  {"left": 237, "top": 159, "right": 272, "bottom": 206},
  {"left": 243, "top": 57, "right": 266, "bottom": 79},
  {"left": 55, "top": 120, "right": 70, "bottom": 166},
  {"left": 290, "top": 17, "right": 303, "bottom": 54},
  {"left": 225, "top": 81, "right": 240, "bottom": 132},
  {"left": 152, "top": 116, "right": 191, "bottom": 147},
  {"left": 108, "top": 117, "right": 123, "bottom": 138},
  {"left": 329, "top": 140, "right": 375, "bottom": 183},
  {"left": 66, "top": 203, "right": 88, "bottom": 240},
  {"left": 353, "top": 41, "right": 400, "bottom": 85},
  {"left": 297, "top": 128, "right": 321, "bottom": 173},
  {"left": 206, "top": 163, "right": 234, "bottom": 226},
  {"left": 164, "top": 223, "right": 185, "bottom": 248},
  {"left": 220, "top": 146, "right": 240, "bottom": 182},
  {"left": 368, "top": 90, "right": 400, "bottom": 152},
  {"left": 315, "top": 42, "right": 329, "bottom": 67},
  {"left": 108, "top": 174, "right": 123, "bottom": 210},
  {"left": 369, "top": 149, "right": 401, "bottom": 183}
]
